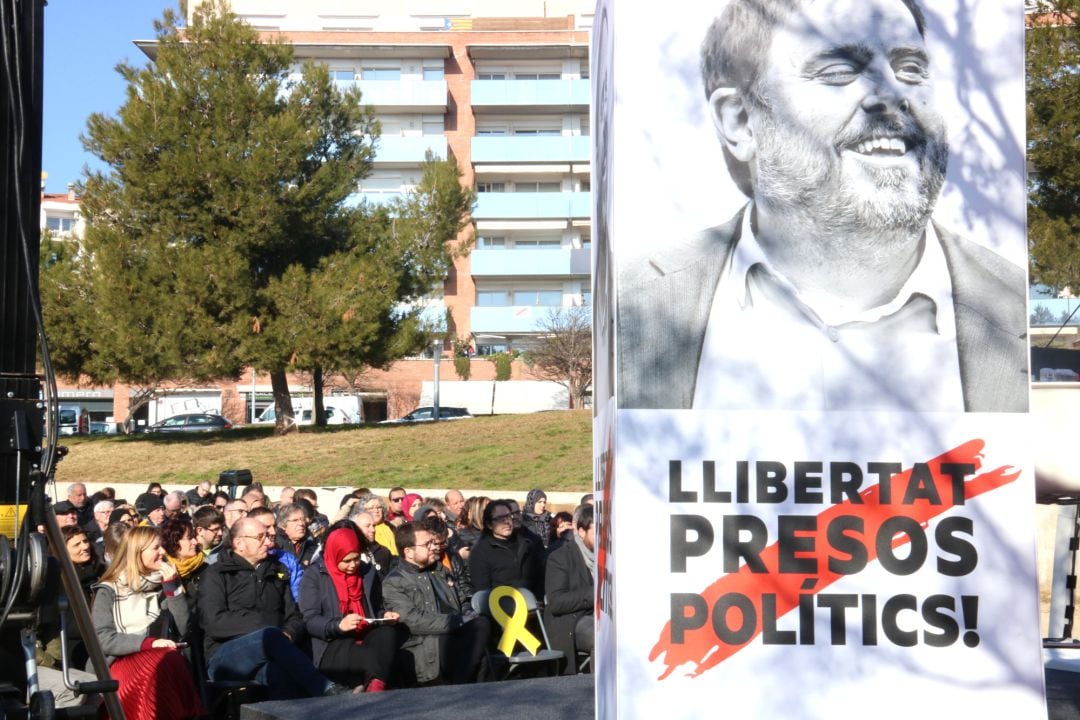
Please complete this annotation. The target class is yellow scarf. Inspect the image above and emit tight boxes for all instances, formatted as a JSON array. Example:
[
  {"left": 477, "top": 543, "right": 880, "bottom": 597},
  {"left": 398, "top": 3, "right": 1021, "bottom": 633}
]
[{"left": 167, "top": 552, "right": 205, "bottom": 579}]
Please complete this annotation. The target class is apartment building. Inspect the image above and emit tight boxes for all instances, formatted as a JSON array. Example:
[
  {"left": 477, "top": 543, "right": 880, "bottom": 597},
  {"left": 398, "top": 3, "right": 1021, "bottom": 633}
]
[
  {"left": 50, "top": 1, "right": 595, "bottom": 426},
  {"left": 186, "top": 0, "right": 595, "bottom": 417},
  {"left": 215, "top": 0, "right": 595, "bottom": 358},
  {"left": 40, "top": 182, "right": 84, "bottom": 241}
]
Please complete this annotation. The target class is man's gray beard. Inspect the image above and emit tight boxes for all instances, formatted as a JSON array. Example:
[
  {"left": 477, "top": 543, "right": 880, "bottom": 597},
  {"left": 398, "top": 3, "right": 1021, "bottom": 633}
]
[{"left": 751, "top": 114, "right": 948, "bottom": 242}]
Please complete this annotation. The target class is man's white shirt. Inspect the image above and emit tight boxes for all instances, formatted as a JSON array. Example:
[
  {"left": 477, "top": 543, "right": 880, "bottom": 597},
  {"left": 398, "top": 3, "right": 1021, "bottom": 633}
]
[{"left": 693, "top": 207, "right": 965, "bottom": 411}]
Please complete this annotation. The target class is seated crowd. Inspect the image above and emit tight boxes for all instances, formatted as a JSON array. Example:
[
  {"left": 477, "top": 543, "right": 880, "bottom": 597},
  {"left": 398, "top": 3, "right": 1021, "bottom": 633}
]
[{"left": 44, "top": 481, "right": 598, "bottom": 718}]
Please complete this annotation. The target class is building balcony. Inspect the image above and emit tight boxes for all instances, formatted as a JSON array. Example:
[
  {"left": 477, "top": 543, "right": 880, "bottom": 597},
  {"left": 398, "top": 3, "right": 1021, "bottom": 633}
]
[
  {"left": 471, "top": 305, "right": 560, "bottom": 334},
  {"left": 470, "top": 79, "right": 589, "bottom": 113},
  {"left": 471, "top": 135, "right": 589, "bottom": 164},
  {"left": 376, "top": 135, "right": 448, "bottom": 165},
  {"left": 470, "top": 247, "right": 590, "bottom": 277},
  {"left": 341, "top": 79, "right": 448, "bottom": 112},
  {"left": 347, "top": 192, "right": 403, "bottom": 208},
  {"left": 473, "top": 191, "right": 590, "bottom": 220}
]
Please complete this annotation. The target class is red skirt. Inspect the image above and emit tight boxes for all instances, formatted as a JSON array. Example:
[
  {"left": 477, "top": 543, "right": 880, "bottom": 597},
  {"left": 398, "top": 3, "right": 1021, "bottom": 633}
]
[{"left": 103, "top": 647, "right": 205, "bottom": 720}]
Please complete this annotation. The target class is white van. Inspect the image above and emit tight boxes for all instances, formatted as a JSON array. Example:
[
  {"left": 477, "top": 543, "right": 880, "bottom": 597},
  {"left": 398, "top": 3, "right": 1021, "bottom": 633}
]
[
  {"left": 58, "top": 405, "right": 91, "bottom": 436},
  {"left": 255, "top": 396, "right": 362, "bottom": 425}
]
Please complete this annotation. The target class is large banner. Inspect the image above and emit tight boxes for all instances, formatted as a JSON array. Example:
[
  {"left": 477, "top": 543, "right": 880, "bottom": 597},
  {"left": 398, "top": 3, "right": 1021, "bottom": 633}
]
[{"left": 595, "top": 0, "right": 1045, "bottom": 716}]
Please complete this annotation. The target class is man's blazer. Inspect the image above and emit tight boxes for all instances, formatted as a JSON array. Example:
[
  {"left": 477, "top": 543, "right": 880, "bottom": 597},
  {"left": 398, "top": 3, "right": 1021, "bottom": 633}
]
[{"left": 617, "top": 207, "right": 1029, "bottom": 412}]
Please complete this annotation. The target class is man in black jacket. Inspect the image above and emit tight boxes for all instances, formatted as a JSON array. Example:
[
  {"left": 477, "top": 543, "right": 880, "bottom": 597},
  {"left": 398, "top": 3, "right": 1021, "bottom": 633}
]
[
  {"left": 544, "top": 504, "right": 595, "bottom": 674},
  {"left": 197, "top": 517, "right": 348, "bottom": 699},
  {"left": 383, "top": 522, "right": 491, "bottom": 685}
]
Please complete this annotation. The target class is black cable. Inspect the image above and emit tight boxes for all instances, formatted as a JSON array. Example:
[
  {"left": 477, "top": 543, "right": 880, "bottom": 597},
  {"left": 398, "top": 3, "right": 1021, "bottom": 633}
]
[
  {"left": 0, "top": 0, "right": 60, "bottom": 624},
  {"left": 1043, "top": 301, "right": 1080, "bottom": 349}
]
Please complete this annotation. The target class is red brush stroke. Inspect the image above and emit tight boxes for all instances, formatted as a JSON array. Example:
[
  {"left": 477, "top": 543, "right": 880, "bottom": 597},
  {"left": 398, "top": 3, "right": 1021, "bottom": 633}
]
[{"left": 649, "top": 439, "right": 1019, "bottom": 680}]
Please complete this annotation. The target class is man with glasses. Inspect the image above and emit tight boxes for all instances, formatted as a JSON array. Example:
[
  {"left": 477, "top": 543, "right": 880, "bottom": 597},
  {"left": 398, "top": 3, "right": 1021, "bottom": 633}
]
[
  {"left": 192, "top": 505, "right": 226, "bottom": 564},
  {"left": 222, "top": 500, "right": 249, "bottom": 530},
  {"left": 84, "top": 499, "right": 114, "bottom": 545},
  {"left": 198, "top": 517, "right": 351, "bottom": 699},
  {"left": 383, "top": 522, "right": 491, "bottom": 685},
  {"left": 387, "top": 487, "right": 408, "bottom": 527},
  {"left": 275, "top": 503, "right": 318, "bottom": 568}
]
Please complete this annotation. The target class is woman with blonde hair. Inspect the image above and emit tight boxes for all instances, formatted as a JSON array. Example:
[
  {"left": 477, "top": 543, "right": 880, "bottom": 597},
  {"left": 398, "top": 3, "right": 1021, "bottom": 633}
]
[{"left": 93, "top": 526, "right": 204, "bottom": 719}]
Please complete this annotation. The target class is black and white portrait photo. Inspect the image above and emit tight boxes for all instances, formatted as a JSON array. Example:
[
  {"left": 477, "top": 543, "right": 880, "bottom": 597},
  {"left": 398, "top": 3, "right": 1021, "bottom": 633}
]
[{"left": 614, "top": 0, "right": 1029, "bottom": 413}]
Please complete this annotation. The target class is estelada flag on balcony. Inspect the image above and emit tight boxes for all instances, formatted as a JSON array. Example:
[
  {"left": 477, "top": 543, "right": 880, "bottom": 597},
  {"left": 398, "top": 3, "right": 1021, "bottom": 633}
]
[{"left": 592, "top": 0, "right": 1044, "bottom": 717}]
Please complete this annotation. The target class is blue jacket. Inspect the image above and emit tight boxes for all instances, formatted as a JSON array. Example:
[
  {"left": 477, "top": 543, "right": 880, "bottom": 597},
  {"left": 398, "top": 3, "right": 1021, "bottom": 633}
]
[
  {"left": 267, "top": 548, "right": 302, "bottom": 601},
  {"left": 298, "top": 557, "right": 384, "bottom": 668}
]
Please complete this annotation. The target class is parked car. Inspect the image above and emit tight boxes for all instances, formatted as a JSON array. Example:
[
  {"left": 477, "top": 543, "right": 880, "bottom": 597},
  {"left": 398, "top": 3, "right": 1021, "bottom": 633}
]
[
  {"left": 146, "top": 413, "right": 233, "bottom": 434},
  {"left": 381, "top": 406, "right": 473, "bottom": 424},
  {"left": 90, "top": 421, "right": 121, "bottom": 435}
]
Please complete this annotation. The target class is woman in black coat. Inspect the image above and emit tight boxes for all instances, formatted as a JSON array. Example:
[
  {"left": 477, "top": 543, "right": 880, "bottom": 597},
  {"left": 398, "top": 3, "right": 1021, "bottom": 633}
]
[
  {"left": 467, "top": 500, "right": 544, "bottom": 597},
  {"left": 298, "top": 527, "right": 403, "bottom": 692}
]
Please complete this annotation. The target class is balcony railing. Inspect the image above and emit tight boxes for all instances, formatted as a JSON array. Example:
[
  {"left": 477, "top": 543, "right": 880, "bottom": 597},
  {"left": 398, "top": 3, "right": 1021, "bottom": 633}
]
[
  {"left": 471, "top": 305, "right": 562, "bottom": 334},
  {"left": 376, "top": 135, "right": 448, "bottom": 164},
  {"left": 470, "top": 247, "right": 590, "bottom": 277},
  {"left": 470, "top": 79, "right": 589, "bottom": 111},
  {"left": 473, "top": 191, "right": 590, "bottom": 220},
  {"left": 337, "top": 79, "right": 448, "bottom": 111},
  {"left": 471, "top": 135, "right": 589, "bottom": 164}
]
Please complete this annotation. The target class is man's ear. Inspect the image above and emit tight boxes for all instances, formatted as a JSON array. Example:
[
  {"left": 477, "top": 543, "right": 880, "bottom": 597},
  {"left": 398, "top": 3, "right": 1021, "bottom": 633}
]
[{"left": 709, "top": 86, "right": 756, "bottom": 163}]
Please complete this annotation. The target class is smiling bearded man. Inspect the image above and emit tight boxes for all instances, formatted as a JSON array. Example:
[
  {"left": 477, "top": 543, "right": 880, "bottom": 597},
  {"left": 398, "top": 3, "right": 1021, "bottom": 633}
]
[{"left": 618, "top": 0, "right": 1028, "bottom": 413}]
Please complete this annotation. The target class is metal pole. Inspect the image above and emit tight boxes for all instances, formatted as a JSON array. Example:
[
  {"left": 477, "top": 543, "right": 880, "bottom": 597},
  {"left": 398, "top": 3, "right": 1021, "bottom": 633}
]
[
  {"left": 433, "top": 339, "right": 440, "bottom": 421},
  {"left": 251, "top": 368, "right": 256, "bottom": 424},
  {"left": 41, "top": 504, "right": 125, "bottom": 719}
]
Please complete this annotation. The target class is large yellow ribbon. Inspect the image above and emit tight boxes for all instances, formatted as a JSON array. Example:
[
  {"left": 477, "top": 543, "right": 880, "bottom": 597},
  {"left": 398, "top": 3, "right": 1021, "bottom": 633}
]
[{"left": 488, "top": 586, "right": 541, "bottom": 657}]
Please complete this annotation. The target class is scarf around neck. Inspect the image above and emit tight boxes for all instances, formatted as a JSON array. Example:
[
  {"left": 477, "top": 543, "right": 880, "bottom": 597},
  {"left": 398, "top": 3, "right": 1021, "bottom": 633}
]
[
  {"left": 574, "top": 533, "right": 596, "bottom": 582},
  {"left": 166, "top": 551, "right": 204, "bottom": 580},
  {"left": 325, "top": 528, "right": 365, "bottom": 617},
  {"left": 100, "top": 571, "right": 164, "bottom": 637}
]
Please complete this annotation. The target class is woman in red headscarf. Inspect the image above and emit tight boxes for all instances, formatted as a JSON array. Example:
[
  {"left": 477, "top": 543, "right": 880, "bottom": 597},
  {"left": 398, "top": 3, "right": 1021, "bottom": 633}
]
[
  {"left": 298, "top": 524, "right": 402, "bottom": 692},
  {"left": 401, "top": 493, "right": 423, "bottom": 522}
]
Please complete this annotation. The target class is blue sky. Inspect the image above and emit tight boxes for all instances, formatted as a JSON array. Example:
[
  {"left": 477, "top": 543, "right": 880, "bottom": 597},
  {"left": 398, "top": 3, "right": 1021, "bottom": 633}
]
[{"left": 42, "top": 0, "right": 179, "bottom": 193}]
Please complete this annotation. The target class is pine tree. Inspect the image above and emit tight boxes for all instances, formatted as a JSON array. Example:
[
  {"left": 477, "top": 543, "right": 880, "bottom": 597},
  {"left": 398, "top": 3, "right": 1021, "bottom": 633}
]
[
  {"left": 52, "top": 2, "right": 472, "bottom": 433},
  {"left": 1027, "top": 1, "right": 1080, "bottom": 292}
]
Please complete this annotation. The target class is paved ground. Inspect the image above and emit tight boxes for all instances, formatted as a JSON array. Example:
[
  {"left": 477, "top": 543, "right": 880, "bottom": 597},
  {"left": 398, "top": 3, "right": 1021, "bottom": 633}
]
[{"left": 242, "top": 670, "right": 1080, "bottom": 719}]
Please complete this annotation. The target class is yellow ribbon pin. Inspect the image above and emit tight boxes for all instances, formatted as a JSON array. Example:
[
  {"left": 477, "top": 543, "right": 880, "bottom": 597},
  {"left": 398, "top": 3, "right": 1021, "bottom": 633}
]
[{"left": 488, "top": 586, "right": 541, "bottom": 657}]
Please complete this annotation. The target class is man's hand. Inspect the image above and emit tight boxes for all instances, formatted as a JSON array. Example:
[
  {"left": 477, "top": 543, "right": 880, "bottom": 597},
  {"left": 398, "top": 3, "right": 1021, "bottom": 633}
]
[{"left": 151, "top": 639, "right": 177, "bottom": 649}]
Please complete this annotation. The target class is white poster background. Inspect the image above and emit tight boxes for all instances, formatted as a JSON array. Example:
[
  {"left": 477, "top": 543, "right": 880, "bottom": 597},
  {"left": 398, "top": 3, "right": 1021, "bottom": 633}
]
[
  {"left": 603, "top": 0, "right": 1040, "bottom": 717},
  {"left": 612, "top": 0, "right": 1027, "bottom": 268},
  {"left": 613, "top": 411, "right": 1045, "bottom": 719}
]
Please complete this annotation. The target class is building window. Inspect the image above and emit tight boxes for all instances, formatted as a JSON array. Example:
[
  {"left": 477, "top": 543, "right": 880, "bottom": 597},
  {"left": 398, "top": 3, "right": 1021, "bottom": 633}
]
[
  {"left": 477, "top": 343, "right": 509, "bottom": 356},
  {"left": 477, "top": 182, "right": 506, "bottom": 193},
  {"left": 423, "top": 67, "right": 444, "bottom": 80},
  {"left": 477, "top": 291, "right": 510, "bottom": 306},
  {"left": 515, "top": 181, "right": 561, "bottom": 193},
  {"left": 362, "top": 67, "right": 401, "bottom": 80},
  {"left": 514, "top": 237, "right": 562, "bottom": 247},
  {"left": 46, "top": 216, "right": 77, "bottom": 234},
  {"left": 478, "top": 236, "right": 507, "bottom": 249},
  {"left": 513, "top": 290, "right": 562, "bottom": 306},
  {"left": 330, "top": 69, "right": 355, "bottom": 82},
  {"left": 513, "top": 128, "right": 562, "bottom": 136},
  {"left": 476, "top": 128, "right": 508, "bottom": 136},
  {"left": 513, "top": 72, "right": 562, "bottom": 80},
  {"left": 477, "top": 72, "right": 506, "bottom": 80}
]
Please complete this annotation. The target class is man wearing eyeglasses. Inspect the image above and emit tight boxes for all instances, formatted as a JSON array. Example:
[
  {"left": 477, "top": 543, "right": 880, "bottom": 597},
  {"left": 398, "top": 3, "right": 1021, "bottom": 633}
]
[
  {"left": 383, "top": 522, "right": 491, "bottom": 685},
  {"left": 192, "top": 505, "right": 226, "bottom": 564},
  {"left": 198, "top": 517, "right": 351, "bottom": 699},
  {"left": 387, "top": 487, "right": 408, "bottom": 527},
  {"left": 222, "top": 500, "right": 249, "bottom": 530}
]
